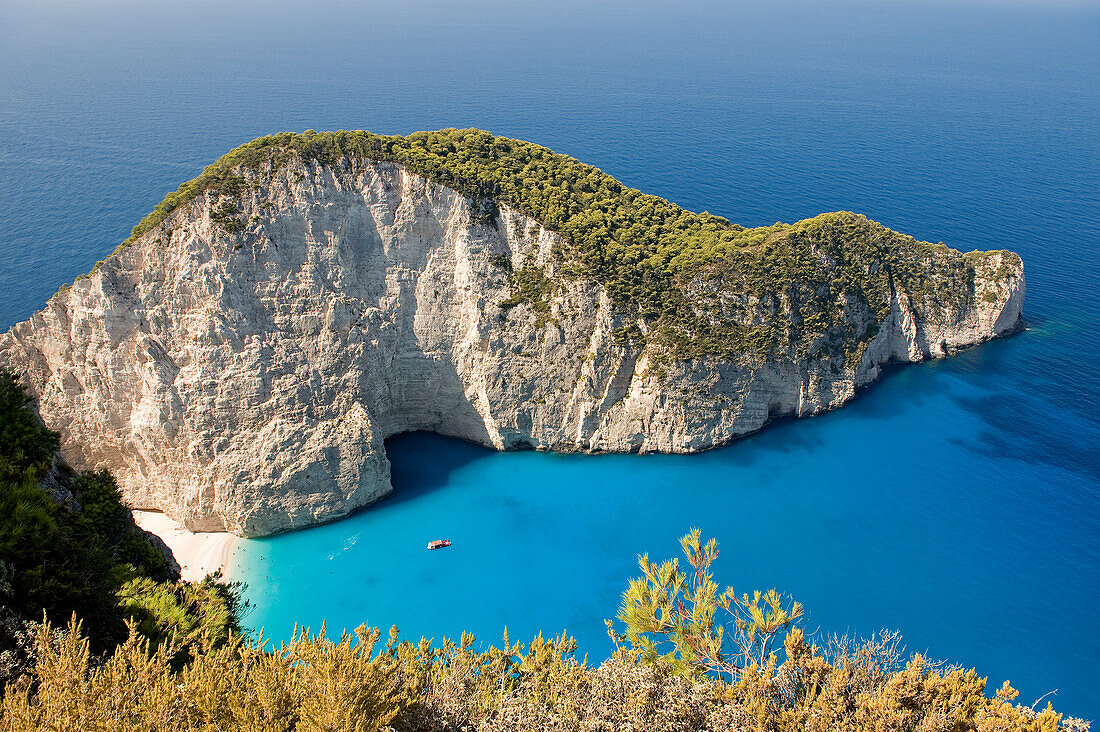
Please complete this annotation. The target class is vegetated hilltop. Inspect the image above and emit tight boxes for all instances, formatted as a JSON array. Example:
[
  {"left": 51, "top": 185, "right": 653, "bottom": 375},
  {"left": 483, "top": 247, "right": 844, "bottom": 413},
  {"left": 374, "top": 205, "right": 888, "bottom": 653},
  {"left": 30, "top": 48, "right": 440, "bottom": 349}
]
[
  {"left": 110, "top": 129, "right": 1023, "bottom": 362},
  {"left": 0, "top": 130, "right": 1024, "bottom": 536}
]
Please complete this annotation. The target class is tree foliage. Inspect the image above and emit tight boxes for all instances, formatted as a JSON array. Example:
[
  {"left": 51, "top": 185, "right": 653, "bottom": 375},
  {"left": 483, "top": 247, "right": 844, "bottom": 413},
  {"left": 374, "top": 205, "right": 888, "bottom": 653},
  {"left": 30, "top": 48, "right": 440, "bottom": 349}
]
[
  {"left": 0, "top": 613, "right": 1082, "bottom": 731},
  {"left": 612, "top": 528, "right": 804, "bottom": 680},
  {"left": 117, "top": 572, "right": 246, "bottom": 666},
  {"left": 0, "top": 371, "right": 241, "bottom": 662},
  {"left": 0, "top": 374, "right": 58, "bottom": 475}
]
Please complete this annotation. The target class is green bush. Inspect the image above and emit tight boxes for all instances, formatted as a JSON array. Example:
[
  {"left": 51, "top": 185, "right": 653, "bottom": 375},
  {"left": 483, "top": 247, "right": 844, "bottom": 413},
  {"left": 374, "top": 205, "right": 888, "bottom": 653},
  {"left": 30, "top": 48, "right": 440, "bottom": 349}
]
[
  {"left": 0, "top": 584, "right": 1082, "bottom": 731},
  {"left": 118, "top": 573, "right": 247, "bottom": 666},
  {"left": 0, "top": 372, "right": 58, "bottom": 475}
]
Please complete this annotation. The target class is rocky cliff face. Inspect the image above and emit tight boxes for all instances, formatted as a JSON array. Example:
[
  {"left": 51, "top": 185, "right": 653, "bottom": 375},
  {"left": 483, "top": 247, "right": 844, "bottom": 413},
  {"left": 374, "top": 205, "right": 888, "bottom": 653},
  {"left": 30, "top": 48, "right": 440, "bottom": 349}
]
[{"left": 0, "top": 157, "right": 1024, "bottom": 536}]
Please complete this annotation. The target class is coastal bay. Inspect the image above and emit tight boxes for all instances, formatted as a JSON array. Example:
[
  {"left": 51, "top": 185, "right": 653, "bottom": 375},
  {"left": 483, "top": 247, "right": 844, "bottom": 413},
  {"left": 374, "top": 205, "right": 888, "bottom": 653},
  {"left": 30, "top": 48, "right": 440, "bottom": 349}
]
[{"left": 1, "top": 0, "right": 1096, "bottom": 720}]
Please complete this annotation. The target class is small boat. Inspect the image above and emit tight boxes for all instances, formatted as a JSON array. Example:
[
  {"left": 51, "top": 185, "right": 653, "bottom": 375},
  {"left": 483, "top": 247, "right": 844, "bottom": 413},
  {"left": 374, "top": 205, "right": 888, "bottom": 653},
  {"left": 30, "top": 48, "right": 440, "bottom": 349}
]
[{"left": 426, "top": 539, "right": 452, "bottom": 550}]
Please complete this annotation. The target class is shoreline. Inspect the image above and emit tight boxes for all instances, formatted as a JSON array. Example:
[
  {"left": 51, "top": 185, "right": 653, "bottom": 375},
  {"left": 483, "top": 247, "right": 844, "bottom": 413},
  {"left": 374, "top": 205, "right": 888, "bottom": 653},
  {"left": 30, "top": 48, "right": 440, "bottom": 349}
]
[{"left": 132, "top": 510, "right": 238, "bottom": 582}]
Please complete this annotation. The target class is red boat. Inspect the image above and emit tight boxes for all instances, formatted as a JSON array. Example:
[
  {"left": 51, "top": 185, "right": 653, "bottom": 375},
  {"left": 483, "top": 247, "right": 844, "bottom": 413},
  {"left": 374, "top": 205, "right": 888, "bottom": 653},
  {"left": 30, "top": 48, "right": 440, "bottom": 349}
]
[{"left": 427, "top": 539, "right": 452, "bottom": 550}]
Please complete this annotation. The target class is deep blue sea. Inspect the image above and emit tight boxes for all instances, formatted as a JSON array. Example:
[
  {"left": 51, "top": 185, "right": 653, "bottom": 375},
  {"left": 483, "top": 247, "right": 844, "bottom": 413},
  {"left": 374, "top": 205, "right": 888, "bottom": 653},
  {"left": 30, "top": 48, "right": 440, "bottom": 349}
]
[{"left": 2, "top": 0, "right": 1097, "bottom": 719}]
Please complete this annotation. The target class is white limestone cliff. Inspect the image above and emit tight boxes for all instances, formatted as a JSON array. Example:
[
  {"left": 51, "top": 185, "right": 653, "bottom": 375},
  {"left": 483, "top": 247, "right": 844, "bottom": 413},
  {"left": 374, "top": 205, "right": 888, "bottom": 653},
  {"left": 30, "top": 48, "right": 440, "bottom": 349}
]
[{"left": 0, "top": 158, "right": 1023, "bottom": 536}]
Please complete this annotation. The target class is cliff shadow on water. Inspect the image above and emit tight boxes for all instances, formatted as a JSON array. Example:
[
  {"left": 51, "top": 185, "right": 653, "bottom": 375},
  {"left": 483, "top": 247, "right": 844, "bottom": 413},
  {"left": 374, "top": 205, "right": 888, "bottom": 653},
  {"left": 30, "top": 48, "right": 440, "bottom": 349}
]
[
  {"left": 297, "top": 323, "right": 1035, "bottom": 526},
  {"left": 380, "top": 431, "right": 495, "bottom": 510}
]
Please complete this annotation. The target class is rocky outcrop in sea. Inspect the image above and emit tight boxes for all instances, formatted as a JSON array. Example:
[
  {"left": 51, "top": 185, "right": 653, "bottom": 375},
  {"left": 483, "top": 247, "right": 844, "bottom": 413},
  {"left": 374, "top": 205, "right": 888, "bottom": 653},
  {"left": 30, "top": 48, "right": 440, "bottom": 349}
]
[{"left": 0, "top": 152, "right": 1024, "bottom": 536}]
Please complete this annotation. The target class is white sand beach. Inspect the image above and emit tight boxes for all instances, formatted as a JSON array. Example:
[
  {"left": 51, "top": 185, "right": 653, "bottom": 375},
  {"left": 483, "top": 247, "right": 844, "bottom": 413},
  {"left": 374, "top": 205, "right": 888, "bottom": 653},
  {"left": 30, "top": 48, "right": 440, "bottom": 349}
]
[{"left": 132, "top": 510, "right": 237, "bottom": 582}]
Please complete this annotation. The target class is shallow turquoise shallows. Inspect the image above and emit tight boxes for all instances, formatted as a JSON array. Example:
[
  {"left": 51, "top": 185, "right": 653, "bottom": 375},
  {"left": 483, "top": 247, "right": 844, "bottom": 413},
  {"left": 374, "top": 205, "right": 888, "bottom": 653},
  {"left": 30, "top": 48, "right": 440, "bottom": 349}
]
[
  {"left": 232, "top": 329, "right": 1099, "bottom": 716},
  {"left": 2, "top": 0, "right": 1097, "bottom": 719}
]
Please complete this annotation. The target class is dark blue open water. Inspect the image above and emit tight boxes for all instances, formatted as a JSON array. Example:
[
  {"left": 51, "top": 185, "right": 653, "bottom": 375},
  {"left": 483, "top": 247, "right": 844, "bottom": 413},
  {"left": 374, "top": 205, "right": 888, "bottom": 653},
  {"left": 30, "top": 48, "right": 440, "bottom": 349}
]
[{"left": 2, "top": 0, "right": 1097, "bottom": 718}]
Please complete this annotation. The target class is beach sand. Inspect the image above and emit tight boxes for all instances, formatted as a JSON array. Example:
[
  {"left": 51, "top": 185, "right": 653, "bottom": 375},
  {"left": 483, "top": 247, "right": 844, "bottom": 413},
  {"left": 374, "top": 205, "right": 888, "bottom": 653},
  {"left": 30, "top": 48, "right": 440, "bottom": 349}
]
[{"left": 132, "top": 510, "right": 238, "bottom": 582}]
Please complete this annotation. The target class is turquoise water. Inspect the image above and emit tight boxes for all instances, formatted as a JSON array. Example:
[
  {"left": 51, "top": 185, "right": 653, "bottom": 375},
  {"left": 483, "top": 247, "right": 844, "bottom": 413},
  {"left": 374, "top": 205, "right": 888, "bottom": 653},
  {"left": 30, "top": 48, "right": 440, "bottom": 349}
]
[
  {"left": 2, "top": 0, "right": 1098, "bottom": 718},
  {"left": 235, "top": 335, "right": 1099, "bottom": 717}
]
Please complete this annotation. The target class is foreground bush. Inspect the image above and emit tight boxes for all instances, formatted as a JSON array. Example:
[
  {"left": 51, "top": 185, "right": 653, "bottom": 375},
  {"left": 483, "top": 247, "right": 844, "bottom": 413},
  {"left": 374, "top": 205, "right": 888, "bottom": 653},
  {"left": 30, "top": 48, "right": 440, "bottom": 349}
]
[
  {"left": 0, "top": 616, "right": 1083, "bottom": 732},
  {"left": 0, "top": 531, "right": 1086, "bottom": 732}
]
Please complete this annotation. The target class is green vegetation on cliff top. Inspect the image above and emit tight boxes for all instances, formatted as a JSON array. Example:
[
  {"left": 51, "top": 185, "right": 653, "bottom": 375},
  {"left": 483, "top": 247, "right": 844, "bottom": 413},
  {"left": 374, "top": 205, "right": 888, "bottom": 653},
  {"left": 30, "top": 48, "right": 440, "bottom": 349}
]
[{"left": 102, "top": 129, "right": 1019, "bottom": 364}]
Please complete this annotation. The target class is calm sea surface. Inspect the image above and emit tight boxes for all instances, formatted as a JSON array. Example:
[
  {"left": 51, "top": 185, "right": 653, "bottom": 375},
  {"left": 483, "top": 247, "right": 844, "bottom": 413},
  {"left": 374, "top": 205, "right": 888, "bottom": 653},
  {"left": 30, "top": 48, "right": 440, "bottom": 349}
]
[{"left": 2, "top": 0, "right": 1097, "bottom": 718}]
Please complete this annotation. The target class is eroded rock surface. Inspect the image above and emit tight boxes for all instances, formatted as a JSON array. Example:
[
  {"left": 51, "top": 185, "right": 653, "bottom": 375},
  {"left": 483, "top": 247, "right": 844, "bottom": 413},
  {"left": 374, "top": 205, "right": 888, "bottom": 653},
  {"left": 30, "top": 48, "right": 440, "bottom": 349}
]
[{"left": 0, "top": 159, "right": 1023, "bottom": 536}]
